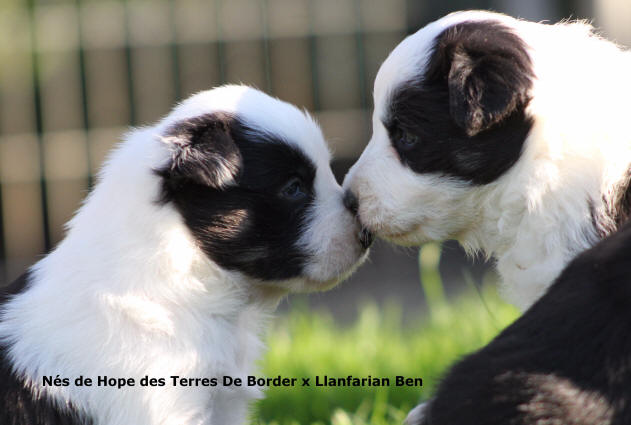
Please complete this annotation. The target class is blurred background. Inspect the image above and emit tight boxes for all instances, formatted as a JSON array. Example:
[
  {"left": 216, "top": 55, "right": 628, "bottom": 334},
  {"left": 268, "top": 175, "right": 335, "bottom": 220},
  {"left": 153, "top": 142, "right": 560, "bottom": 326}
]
[
  {"left": 2, "top": 1, "right": 630, "bottom": 424},
  {"left": 0, "top": 0, "right": 629, "bottom": 315}
]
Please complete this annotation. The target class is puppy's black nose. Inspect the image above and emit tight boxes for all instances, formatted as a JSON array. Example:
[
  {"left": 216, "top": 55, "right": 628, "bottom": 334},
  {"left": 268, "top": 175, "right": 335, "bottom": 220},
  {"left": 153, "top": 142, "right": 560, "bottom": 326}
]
[
  {"left": 343, "top": 190, "right": 359, "bottom": 216},
  {"left": 359, "top": 227, "right": 374, "bottom": 250},
  {"left": 343, "top": 190, "right": 373, "bottom": 249}
]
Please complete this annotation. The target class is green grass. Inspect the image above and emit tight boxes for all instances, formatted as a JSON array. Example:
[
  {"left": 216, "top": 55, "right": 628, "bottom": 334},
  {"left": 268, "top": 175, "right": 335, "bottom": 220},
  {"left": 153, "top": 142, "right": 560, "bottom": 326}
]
[{"left": 253, "top": 277, "right": 519, "bottom": 424}]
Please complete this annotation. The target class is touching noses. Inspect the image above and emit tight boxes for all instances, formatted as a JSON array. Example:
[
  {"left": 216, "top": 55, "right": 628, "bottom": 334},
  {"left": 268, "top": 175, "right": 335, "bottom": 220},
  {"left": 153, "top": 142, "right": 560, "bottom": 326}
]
[
  {"left": 343, "top": 189, "right": 373, "bottom": 250},
  {"left": 343, "top": 190, "right": 359, "bottom": 216}
]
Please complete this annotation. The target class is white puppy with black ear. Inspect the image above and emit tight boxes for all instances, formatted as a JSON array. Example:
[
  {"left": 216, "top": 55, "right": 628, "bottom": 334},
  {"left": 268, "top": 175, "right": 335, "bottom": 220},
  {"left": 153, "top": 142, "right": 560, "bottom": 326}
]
[
  {"left": 344, "top": 10, "right": 631, "bottom": 311},
  {"left": 0, "top": 85, "right": 371, "bottom": 425}
]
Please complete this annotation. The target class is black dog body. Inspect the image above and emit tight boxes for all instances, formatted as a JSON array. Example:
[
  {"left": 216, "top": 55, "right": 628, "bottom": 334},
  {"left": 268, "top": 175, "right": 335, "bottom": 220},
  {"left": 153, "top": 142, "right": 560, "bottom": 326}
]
[{"left": 415, "top": 224, "right": 631, "bottom": 425}]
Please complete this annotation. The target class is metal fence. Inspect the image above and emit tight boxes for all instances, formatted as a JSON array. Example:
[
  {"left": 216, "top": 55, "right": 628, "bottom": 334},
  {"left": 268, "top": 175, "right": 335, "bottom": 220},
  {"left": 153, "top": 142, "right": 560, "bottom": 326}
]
[{"left": 0, "top": 0, "right": 598, "bottom": 285}]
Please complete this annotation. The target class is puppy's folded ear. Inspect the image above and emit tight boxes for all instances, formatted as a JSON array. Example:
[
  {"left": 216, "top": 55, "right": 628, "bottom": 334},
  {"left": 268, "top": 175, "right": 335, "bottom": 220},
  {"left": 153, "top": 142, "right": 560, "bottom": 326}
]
[
  {"left": 158, "top": 113, "right": 242, "bottom": 189},
  {"left": 437, "top": 21, "right": 534, "bottom": 136}
]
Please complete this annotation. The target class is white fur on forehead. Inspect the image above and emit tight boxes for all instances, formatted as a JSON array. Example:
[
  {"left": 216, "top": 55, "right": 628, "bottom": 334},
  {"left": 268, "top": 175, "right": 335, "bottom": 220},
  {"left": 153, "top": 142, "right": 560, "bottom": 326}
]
[
  {"left": 160, "top": 85, "right": 331, "bottom": 168},
  {"left": 373, "top": 10, "right": 520, "bottom": 118}
]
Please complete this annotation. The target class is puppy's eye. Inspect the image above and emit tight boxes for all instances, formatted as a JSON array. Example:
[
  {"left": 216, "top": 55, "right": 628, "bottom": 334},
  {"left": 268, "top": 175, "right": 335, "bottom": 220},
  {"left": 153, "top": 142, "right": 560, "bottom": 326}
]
[
  {"left": 396, "top": 131, "right": 419, "bottom": 150},
  {"left": 280, "top": 177, "right": 308, "bottom": 201}
]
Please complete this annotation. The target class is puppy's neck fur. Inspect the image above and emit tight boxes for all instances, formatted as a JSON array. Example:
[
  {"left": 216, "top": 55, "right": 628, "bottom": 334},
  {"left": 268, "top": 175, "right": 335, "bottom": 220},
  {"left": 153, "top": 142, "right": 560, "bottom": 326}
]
[
  {"left": 0, "top": 133, "right": 284, "bottom": 425},
  {"left": 464, "top": 123, "right": 631, "bottom": 311}
]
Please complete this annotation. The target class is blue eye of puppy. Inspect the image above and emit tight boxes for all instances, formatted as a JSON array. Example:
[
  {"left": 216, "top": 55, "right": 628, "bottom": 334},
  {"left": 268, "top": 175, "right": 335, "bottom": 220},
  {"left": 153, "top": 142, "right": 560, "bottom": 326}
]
[
  {"left": 280, "top": 177, "right": 308, "bottom": 200},
  {"left": 396, "top": 130, "right": 419, "bottom": 149}
]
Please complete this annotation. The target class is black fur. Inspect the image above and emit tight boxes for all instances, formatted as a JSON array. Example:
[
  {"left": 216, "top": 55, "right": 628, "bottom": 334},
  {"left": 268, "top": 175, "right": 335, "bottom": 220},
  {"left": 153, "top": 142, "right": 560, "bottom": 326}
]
[
  {"left": 161, "top": 113, "right": 242, "bottom": 189},
  {"left": 157, "top": 112, "right": 318, "bottom": 281},
  {"left": 413, "top": 222, "right": 631, "bottom": 425},
  {"left": 386, "top": 21, "right": 534, "bottom": 185},
  {"left": 588, "top": 168, "right": 631, "bottom": 239},
  {"left": 0, "top": 273, "right": 89, "bottom": 425}
]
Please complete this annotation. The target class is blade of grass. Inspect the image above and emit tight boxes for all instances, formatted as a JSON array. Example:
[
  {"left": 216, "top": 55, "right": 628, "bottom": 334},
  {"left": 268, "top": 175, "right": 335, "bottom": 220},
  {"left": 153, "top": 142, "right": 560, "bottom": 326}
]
[{"left": 419, "top": 243, "right": 446, "bottom": 318}]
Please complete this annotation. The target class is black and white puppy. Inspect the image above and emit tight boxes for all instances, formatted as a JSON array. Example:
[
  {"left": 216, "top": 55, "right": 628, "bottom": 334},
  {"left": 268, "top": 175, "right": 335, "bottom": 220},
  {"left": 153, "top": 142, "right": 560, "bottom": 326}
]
[
  {"left": 344, "top": 10, "right": 631, "bottom": 311},
  {"left": 343, "top": 10, "right": 631, "bottom": 425},
  {"left": 0, "top": 85, "right": 371, "bottom": 425},
  {"left": 409, "top": 219, "right": 631, "bottom": 424}
]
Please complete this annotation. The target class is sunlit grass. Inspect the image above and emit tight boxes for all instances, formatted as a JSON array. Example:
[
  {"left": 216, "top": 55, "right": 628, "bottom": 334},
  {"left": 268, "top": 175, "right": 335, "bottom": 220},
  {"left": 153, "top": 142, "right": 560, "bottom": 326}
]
[{"left": 254, "top": 243, "right": 519, "bottom": 425}]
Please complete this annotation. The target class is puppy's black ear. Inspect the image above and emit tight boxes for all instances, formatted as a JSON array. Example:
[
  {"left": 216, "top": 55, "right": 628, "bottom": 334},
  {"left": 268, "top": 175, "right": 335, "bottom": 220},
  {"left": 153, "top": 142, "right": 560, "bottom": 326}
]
[
  {"left": 437, "top": 21, "right": 534, "bottom": 136},
  {"left": 159, "top": 112, "right": 242, "bottom": 189}
]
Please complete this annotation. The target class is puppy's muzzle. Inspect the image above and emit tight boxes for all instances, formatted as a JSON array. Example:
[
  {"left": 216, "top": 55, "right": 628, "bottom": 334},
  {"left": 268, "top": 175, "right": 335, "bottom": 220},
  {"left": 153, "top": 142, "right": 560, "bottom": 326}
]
[
  {"left": 343, "top": 189, "right": 359, "bottom": 215},
  {"left": 343, "top": 190, "right": 374, "bottom": 250},
  {"left": 358, "top": 227, "right": 374, "bottom": 250}
]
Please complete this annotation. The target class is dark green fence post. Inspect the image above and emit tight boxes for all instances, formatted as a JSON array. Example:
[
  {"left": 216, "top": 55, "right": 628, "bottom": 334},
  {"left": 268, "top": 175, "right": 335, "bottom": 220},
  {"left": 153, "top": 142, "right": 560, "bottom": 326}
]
[
  {"left": 214, "top": 0, "right": 227, "bottom": 84},
  {"left": 0, "top": 184, "right": 6, "bottom": 285},
  {"left": 261, "top": 0, "right": 273, "bottom": 94},
  {"left": 168, "top": 0, "right": 182, "bottom": 102},
  {"left": 75, "top": 0, "right": 94, "bottom": 189},
  {"left": 123, "top": 0, "right": 137, "bottom": 126},
  {"left": 27, "top": 0, "right": 52, "bottom": 253}
]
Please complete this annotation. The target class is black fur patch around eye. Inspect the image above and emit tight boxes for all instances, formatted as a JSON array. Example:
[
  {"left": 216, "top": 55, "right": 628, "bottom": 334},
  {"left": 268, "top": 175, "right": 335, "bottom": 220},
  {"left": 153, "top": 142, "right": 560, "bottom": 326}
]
[
  {"left": 386, "top": 20, "right": 534, "bottom": 185},
  {"left": 156, "top": 113, "right": 317, "bottom": 281}
]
